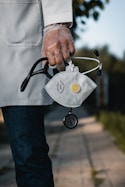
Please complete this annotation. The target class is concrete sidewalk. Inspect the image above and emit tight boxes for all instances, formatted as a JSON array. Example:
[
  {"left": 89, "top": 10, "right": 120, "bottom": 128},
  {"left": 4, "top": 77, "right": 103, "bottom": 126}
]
[{"left": 0, "top": 106, "right": 125, "bottom": 187}]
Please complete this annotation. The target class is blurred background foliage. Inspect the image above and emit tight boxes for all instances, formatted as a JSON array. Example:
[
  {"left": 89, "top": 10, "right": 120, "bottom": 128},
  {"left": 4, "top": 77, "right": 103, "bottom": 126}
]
[
  {"left": 72, "top": 0, "right": 109, "bottom": 39},
  {"left": 97, "top": 111, "right": 125, "bottom": 152},
  {"left": 71, "top": 0, "right": 125, "bottom": 152},
  {"left": 70, "top": 0, "right": 125, "bottom": 113}
]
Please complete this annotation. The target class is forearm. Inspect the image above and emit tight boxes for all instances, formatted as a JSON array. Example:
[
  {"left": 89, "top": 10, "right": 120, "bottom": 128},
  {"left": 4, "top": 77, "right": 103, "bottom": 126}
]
[{"left": 41, "top": 0, "right": 74, "bottom": 70}]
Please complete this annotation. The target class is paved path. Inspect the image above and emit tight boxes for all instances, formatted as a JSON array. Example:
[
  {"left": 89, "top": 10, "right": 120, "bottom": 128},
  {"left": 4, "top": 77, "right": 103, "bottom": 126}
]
[{"left": 0, "top": 105, "right": 125, "bottom": 187}]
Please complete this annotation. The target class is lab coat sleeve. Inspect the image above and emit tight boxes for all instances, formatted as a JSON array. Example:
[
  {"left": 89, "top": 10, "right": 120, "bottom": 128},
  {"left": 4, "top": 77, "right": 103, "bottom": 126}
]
[{"left": 41, "top": 0, "right": 73, "bottom": 27}]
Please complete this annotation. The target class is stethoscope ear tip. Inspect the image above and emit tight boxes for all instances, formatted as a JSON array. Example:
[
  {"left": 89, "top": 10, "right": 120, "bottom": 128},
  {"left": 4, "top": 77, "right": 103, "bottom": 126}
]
[
  {"left": 97, "top": 69, "right": 102, "bottom": 76},
  {"left": 94, "top": 49, "right": 99, "bottom": 57}
]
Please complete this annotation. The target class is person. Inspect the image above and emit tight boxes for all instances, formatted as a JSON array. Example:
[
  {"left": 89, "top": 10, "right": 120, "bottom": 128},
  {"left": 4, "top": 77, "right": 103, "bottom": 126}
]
[{"left": 0, "top": 0, "right": 75, "bottom": 187}]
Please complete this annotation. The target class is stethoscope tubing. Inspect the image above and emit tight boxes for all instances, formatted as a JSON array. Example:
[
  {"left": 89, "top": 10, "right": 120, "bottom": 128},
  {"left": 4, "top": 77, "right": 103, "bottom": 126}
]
[{"left": 20, "top": 53, "right": 102, "bottom": 92}]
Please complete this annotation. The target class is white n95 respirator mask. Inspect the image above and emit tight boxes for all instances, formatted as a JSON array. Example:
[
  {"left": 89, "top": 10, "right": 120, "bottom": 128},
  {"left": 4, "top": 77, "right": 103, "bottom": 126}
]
[{"left": 45, "top": 61, "right": 97, "bottom": 108}]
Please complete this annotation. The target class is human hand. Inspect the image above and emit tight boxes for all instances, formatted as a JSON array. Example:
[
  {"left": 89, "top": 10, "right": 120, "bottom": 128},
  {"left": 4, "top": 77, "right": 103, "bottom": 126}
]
[{"left": 41, "top": 24, "right": 75, "bottom": 70}]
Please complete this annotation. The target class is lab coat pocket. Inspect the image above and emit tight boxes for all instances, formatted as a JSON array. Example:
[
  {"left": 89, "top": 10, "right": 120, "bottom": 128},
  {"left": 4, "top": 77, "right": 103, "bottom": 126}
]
[{"left": 0, "top": 0, "right": 42, "bottom": 46}]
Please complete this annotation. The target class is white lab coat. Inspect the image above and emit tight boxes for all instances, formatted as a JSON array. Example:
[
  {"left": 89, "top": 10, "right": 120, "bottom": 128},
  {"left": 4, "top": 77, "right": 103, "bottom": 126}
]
[{"left": 0, "top": 0, "right": 73, "bottom": 107}]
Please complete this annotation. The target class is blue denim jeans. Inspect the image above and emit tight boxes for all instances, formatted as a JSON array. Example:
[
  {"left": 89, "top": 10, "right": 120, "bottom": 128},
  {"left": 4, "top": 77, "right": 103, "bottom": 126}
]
[{"left": 2, "top": 106, "right": 54, "bottom": 187}]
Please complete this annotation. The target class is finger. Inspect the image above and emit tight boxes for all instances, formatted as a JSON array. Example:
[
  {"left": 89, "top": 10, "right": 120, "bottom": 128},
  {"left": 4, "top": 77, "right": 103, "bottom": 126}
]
[
  {"left": 61, "top": 47, "right": 70, "bottom": 61},
  {"left": 49, "top": 50, "right": 64, "bottom": 70},
  {"left": 54, "top": 50, "right": 63, "bottom": 64},
  {"left": 64, "top": 32, "right": 75, "bottom": 56},
  {"left": 57, "top": 35, "right": 70, "bottom": 61},
  {"left": 41, "top": 48, "right": 48, "bottom": 64},
  {"left": 47, "top": 51, "right": 56, "bottom": 66},
  {"left": 59, "top": 30, "right": 75, "bottom": 60},
  {"left": 68, "top": 40, "right": 75, "bottom": 56},
  {"left": 44, "top": 41, "right": 59, "bottom": 66}
]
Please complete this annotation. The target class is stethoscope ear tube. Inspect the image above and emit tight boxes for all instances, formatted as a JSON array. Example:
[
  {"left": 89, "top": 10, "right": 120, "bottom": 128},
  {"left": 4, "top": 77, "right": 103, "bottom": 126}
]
[
  {"left": 20, "top": 57, "right": 51, "bottom": 92},
  {"left": 72, "top": 50, "right": 102, "bottom": 75}
]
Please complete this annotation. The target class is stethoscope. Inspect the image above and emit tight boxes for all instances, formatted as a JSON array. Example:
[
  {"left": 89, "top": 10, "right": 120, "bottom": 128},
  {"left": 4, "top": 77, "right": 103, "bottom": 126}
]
[{"left": 20, "top": 50, "right": 102, "bottom": 129}]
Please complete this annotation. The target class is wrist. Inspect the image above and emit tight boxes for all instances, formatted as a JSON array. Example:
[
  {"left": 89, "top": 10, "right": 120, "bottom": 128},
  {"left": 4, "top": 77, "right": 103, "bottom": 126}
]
[{"left": 43, "top": 23, "right": 71, "bottom": 35}]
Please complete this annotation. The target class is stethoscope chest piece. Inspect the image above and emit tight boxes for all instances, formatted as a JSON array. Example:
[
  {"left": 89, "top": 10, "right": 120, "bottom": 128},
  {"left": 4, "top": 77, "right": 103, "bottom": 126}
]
[{"left": 63, "top": 110, "right": 78, "bottom": 129}]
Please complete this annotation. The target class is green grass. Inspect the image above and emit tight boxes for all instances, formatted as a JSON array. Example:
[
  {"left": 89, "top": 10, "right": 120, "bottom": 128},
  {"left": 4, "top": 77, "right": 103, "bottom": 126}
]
[
  {"left": 90, "top": 167, "right": 104, "bottom": 186},
  {"left": 97, "top": 111, "right": 125, "bottom": 152}
]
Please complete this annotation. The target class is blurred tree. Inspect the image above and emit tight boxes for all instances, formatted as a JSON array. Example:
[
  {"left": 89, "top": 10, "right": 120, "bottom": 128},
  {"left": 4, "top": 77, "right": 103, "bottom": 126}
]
[
  {"left": 100, "top": 46, "right": 125, "bottom": 73},
  {"left": 72, "top": 0, "right": 109, "bottom": 38},
  {"left": 71, "top": 1, "right": 125, "bottom": 111}
]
